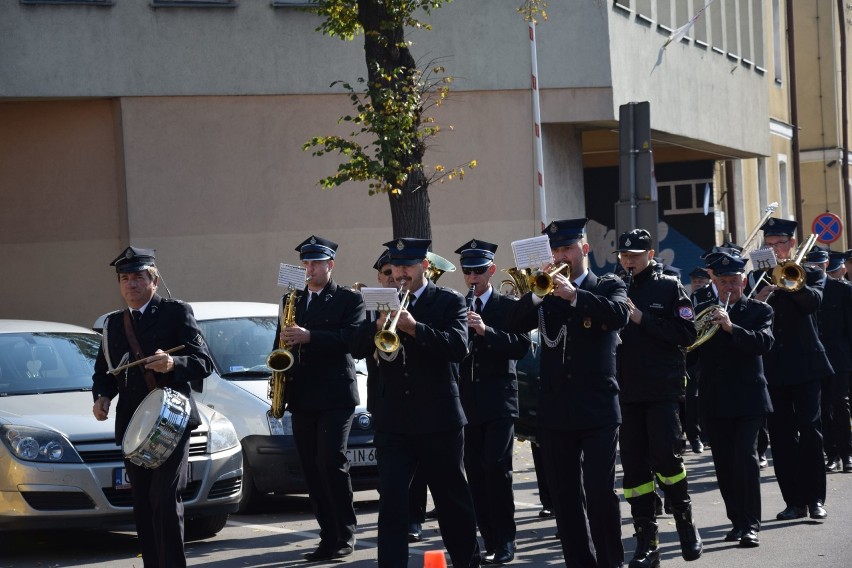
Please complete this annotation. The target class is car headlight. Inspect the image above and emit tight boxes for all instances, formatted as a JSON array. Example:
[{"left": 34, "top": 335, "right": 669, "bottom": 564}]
[
  {"left": 0, "top": 425, "right": 83, "bottom": 464},
  {"left": 207, "top": 412, "right": 240, "bottom": 454},
  {"left": 267, "top": 412, "right": 293, "bottom": 436}
]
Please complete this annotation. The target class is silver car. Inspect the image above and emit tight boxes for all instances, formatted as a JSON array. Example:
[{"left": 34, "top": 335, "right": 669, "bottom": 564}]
[{"left": 0, "top": 320, "right": 243, "bottom": 537}]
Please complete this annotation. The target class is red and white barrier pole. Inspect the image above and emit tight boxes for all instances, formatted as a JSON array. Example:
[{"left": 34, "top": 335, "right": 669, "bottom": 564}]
[{"left": 529, "top": 21, "right": 547, "bottom": 230}]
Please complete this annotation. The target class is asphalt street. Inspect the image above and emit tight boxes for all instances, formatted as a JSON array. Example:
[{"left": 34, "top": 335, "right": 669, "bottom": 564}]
[{"left": 2, "top": 439, "right": 850, "bottom": 567}]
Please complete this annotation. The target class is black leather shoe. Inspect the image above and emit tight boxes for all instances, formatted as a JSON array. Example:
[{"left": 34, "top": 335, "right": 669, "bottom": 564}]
[
  {"left": 758, "top": 454, "right": 768, "bottom": 469},
  {"left": 425, "top": 508, "right": 438, "bottom": 519},
  {"left": 407, "top": 522, "right": 422, "bottom": 542},
  {"left": 843, "top": 456, "right": 852, "bottom": 473},
  {"left": 809, "top": 501, "right": 827, "bottom": 519},
  {"left": 490, "top": 542, "right": 515, "bottom": 564},
  {"left": 481, "top": 548, "right": 496, "bottom": 563},
  {"left": 538, "top": 507, "right": 554, "bottom": 518},
  {"left": 826, "top": 456, "right": 843, "bottom": 473},
  {"left": 724, "top": 528, "right": 743, "bottom": 542},
  {"left": 304, "top": 542, "right": 337, "bottom": 562},
  {"left": 689, "top": 438, "right": 704, "bottom": 453},
  {"left": 776, "top": 505, "right": 807, "bottom": 520},
  {"left": 739, "top": 530, "right": 759, "bottom": 548}
]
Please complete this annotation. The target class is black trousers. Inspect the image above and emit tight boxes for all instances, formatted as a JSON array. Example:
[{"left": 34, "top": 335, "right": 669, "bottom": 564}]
[
  {"left": 620, "top": 401, "right": 690, "bottom": 520},
  {"left": 530, "top": 440, "right": 552, "bottom": 510},
  {"left": 540, "top": 423, "right": 623, "bottom": 568},
  {"left": 767, "top": 380, "right": 826, "bottom": 507},
  {"left": 464, "top": 417, "right": 516, "bottom": 549},
  {"left": 683, "top": 365, "right": 703, "bottom": 443},
  {"left": 408, "top": 464, "right": 428, "bottom": 524},
  {"left": 707, "top": 415, "right": 764, "bottom": 532},
  {"left": 375, "top": 428, "right": 481, "bottom": 568},
  {"left": 821, "top": 371, "right": 852, "bottom": 460},
  {"left": 126, "top": 428, "right": 190, "bottom": 568},
  {"left": 291, "top": 407, "right": 356, "bottom": 547}
]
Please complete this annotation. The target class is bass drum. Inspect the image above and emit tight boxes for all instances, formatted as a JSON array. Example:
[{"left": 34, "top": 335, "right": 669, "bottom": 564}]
[{"left": 122, "top": 387, "right": 191, "bottom": 469}]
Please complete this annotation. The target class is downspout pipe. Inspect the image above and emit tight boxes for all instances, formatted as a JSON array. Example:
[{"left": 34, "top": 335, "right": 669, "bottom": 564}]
[
  {"left": 838, "top": 0, "right": 850, "bottom": 246},
  {"left": 787, "top": 0, "right": 805, "bottom": 238}
]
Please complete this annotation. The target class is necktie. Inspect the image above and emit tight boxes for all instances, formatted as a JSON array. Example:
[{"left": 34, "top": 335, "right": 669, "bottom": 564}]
[
  {"left": 307, "top": 292, "right": 318, "bottom": 310},
  {"left": 132, "top": 309, "right": 142, "bottom": 323},
  {"left": 475, "top": 297, "right": 483, "bottom": 314}
]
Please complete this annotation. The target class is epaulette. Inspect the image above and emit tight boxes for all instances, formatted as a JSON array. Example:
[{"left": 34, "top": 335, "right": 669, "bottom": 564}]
[
  {"left": 440, "top": 286, "right": 464, "bottom": 297},
  {"left": 160, "top": 298, "right": 186, "bottom": 305},
  {"left": 600, "top": 273, "right": 619, "bottom": 281}
]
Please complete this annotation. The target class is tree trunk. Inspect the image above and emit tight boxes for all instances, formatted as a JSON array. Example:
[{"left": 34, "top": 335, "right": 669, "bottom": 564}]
[{"left": 358, "top": 0, "right": 432, "bottom": 240}]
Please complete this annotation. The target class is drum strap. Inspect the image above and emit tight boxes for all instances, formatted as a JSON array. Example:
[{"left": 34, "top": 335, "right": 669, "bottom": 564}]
[{"left": 123, "top": 309, "right": 158, "bottom": 392}]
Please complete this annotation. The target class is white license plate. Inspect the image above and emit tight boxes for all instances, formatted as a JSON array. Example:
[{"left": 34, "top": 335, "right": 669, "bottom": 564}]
[
  {"left": 113, "top": 463, "right": 193, "bottom": 489},
  {"left": 346, "top": 447, "right": 377, "bottom": 467}
]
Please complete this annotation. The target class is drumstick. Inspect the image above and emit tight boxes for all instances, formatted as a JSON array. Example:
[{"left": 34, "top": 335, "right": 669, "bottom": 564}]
[{"left": 109, "top": 345, "right": 185, "bottom": 375}]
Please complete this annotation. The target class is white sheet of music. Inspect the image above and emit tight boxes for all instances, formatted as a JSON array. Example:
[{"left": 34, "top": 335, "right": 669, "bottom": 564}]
[
  {"left": 277, "top": 263, "right": 307, "bottom": 289},
  {"left": 359, "top": 287, "right": 403, "bottom": 312},
  {"left": 747, "top": 247, "right": 778, "bottom": 272},
  {"left": 511, "top": 235, "right": 554, "bottom": 269}
]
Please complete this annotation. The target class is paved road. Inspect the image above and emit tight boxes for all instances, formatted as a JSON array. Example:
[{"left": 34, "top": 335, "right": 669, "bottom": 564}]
[{"left": 2, "top": 440, "right": 850, "bottom": 567}]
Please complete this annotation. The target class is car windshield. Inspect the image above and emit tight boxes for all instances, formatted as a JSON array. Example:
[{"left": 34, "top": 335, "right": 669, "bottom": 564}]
[
  {"left": 197, "top": 317, "right": 277, "bottom": 379},
  {"left": 0, "top": 332, "right": 99, "bottom": 396}
]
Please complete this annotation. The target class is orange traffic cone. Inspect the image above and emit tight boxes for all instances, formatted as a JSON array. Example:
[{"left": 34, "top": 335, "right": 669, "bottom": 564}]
[{"left": 423, "top": 550, "right": 448, "bottom": 568}]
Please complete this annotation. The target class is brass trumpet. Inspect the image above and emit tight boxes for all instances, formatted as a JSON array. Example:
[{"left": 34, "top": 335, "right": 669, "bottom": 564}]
[
  {"left": 530, "top": 263, "right": 571, "bottom": 297},
  {"left": 375, "top": 289, "right": 410, "bottom": 353},
  {"left": 267, "top": 289, "right": 298, "bottom": 419}
]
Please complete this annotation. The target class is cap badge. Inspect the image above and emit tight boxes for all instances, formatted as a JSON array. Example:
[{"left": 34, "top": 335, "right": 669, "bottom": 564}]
[
  {"left": 722, "top": 258, "right": 729, "bottom": 265},
  {"left": 125, "top": 250, "right": 133, "bottom": 259},
  {"left": 310, "top": 236, "right": 317, "bottom": 244},
  {"left": 470, "top": 240, "right": 478, "bottom": 248},
  {"left": 396, "top": 240, "right": 405, "bottom": 250},
  {"left": 768, "top": 219, "right": 775, "bottom": 225},
  {"left": 625, "top": 238, "right": 632, "bottom": 246},
  {"left": 550, "top": 224, "right": 558, "bottom": 234}
]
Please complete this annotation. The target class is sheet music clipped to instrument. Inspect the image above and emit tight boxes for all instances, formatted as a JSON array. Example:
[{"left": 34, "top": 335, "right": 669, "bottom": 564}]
[
  {"left": 511, "top": 235, "right": 554, "bottom": 270},
  {"left": 277, "top": 263, "right": 307, "bottom": 289},
  {"left": 359, "top": 287, "right": 404, "bottom": 312}
]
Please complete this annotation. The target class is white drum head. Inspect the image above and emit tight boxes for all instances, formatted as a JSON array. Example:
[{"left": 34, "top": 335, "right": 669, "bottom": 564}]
[{"left": 122, "top": 389, "right": 166, "bottom": 455}]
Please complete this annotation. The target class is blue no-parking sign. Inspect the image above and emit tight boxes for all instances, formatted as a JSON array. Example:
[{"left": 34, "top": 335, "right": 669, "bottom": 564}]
[{"left": 812, "top": 212, "right": 843, "bottom": 244}]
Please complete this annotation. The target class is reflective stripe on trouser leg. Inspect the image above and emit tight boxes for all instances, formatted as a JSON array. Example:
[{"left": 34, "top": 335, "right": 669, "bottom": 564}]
[
  {"left": 624, "top": 479, "right": 656, "bottom": 500},
  {"left": 656, "top": 467, "right": 687, "bottom": 487}
]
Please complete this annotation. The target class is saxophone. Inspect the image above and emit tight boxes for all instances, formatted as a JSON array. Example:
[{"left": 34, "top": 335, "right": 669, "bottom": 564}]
[{"left": 267, "top": 289, "right": 298, "bottom": 419}]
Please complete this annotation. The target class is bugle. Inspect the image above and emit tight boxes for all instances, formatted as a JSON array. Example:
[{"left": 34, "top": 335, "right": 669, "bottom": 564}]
[{"left": 374, "top": 289, "right": 410, "bottom": 353}]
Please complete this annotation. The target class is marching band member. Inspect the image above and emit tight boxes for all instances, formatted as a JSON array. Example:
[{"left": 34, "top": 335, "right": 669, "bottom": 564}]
[
  {"left": 751, "top": 218, "right": 833, "bottom": 521},
  {"left": 275, "top": 235, "right": 365, "bottom": 561},
  {"left": 615, "top": 229, "right": 702, "bottom": 567},
  {"left": 806, "top": 249, "right": 852, "bottom": 474},
  {"left": 692, "top": 252, "right": 773, "bottom": 547},
  {"left": 455, "top": 239, "right": 531, "bottom": 564},
  {"left": 92, "top": 247, "right": 213, "bottom": 568},
  {"left": 351, "top": 238, "right": 481, "bottom": 568},
  {"left": 506, "top": 218, "right": 629, "bottom": 568}
]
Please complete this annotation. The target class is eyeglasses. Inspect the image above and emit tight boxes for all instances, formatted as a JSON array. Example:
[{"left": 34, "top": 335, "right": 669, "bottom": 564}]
[
  {"left": 380, "top": 269, "right": 393, "bottom": 276},
  {"left": 765, "top": 240, "right": 790, "bottom": 249},
  {"left": 462, "top": 266, "right": 489, "bottom": 275}
]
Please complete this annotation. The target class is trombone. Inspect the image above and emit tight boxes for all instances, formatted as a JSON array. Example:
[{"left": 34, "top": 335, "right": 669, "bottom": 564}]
[{"left": 770, "top": 233, "right": 819, "bottom": 292}]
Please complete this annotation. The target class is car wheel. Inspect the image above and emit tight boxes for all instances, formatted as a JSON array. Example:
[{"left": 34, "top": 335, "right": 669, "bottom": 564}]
[
  {"left": 185, "top": 513, "right": 229, "bottom": 540},
  {"left": 236, "top": 452, "right": 257, "bottom": 514}
]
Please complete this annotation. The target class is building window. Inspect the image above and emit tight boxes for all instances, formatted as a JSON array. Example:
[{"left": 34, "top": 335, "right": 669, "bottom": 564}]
[
  {"left": 658, "top": 179, "right": 714, "bottom": 215},
  {"left": 151, "top": 0, "right": 235, "bottom": 7},
  {"left": 272, "top": 0, "right": 316, "bottom": 5},
  {"left": 20, "top": 0, "right": 113, "bottom": 4}
]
